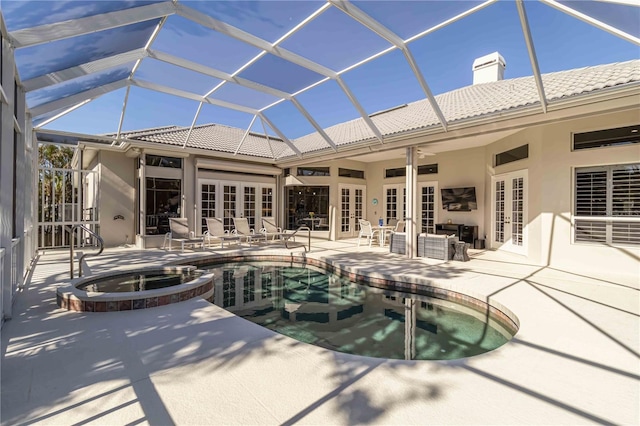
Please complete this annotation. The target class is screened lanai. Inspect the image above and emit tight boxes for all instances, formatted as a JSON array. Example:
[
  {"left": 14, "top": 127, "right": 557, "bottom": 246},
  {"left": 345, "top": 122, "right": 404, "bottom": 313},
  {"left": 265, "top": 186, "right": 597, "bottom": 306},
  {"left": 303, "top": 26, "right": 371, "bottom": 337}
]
[
  {"left": 3, "top": 0, "right": 639, "bottom": 156},
  {"left": 0, "top": 1, "right": 639, "bottom": 323}
]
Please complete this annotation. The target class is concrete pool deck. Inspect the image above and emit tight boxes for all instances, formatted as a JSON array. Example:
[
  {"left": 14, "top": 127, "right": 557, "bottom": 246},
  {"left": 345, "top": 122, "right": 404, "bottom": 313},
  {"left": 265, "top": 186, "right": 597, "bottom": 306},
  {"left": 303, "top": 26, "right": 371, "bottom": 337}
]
[{"left": 1, "top": 239, "right": 638, "bottom": 425}]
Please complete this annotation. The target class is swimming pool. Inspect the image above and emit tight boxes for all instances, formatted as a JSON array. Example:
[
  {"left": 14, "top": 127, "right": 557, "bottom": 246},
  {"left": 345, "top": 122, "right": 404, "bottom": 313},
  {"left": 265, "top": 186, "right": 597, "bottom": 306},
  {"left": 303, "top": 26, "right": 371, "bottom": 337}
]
[{"left": 201, "top": 260, "right": 518, "bottom": 360}]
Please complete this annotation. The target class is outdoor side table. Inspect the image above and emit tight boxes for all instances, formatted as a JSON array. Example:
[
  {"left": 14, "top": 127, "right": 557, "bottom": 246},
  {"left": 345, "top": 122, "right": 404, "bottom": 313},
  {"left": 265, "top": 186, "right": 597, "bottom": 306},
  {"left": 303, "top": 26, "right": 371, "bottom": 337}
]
[{"left": 453, "top": 241, "right": 470, "bottom": 261}]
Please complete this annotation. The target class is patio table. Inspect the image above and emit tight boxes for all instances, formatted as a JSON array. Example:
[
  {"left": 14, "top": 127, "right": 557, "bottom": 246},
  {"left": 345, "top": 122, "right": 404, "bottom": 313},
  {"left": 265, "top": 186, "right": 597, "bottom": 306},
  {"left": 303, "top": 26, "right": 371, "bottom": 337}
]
[{"left": 374, "top": 225, "right": 395, "bottom": 247}]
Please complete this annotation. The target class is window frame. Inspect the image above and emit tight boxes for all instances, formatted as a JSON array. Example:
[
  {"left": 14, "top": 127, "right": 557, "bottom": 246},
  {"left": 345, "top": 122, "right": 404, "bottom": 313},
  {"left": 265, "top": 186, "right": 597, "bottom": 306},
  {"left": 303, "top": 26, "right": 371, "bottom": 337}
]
[
  {"left": 495, "top": 144, "right": 528, "bottom": 167},
  {"left": 573, "top": 162, "right": 640, "bottom": 246},
  {"left": 572, "top": 125, "right": 640, "bottom": 151}
]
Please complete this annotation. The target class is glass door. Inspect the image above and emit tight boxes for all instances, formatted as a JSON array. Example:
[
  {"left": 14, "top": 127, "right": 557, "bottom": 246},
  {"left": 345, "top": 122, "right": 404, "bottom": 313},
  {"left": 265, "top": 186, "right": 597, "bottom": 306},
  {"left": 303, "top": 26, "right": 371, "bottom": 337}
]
[
  {"left": 339, "top": 184, "right": 366, "bottom": 238},
  {"left": 222, "top": 184, "right": 238, "bottom": 232},
  {"left": 418, "top": 183, "right": 437, "bottom": 234},
  {"left": 199, "top": 180, "right": 276, "bottom": 234},
  {"left": 383, "top": 184, "right": 406, "bottom": 225},
  {"left": 492, "top": 170, "right": 527, "bottom": 255}
]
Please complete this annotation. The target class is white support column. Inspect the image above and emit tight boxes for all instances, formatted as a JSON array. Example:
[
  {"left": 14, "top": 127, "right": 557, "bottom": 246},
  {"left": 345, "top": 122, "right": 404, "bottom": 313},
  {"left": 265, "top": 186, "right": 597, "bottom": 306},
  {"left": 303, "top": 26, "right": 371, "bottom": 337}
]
[
  {"left": 1, "top": 37, "right": 16, "bottom": 320},
  {"left": 405, "top": 147, "right": 417, "bottom": 259},
  {"left": 139, "top": 155, "right": 146, "bottom": 241},
  {"left": 14, "top": 83, "right": 26, "bottom": 294}
]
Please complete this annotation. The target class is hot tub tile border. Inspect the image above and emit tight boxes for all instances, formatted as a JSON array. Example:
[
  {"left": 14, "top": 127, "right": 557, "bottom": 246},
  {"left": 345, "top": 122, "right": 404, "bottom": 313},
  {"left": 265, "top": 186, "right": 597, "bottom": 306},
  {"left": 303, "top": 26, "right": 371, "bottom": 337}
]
[{"left": 57, "top": 268, "right": 215, "bottom": 313}]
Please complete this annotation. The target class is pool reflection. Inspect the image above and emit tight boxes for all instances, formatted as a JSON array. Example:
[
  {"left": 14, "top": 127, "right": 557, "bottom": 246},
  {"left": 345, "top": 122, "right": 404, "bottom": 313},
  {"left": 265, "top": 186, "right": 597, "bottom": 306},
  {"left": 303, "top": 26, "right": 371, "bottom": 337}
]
[{"left": 204, "top": 261, "right": 515, "bottom": 360}]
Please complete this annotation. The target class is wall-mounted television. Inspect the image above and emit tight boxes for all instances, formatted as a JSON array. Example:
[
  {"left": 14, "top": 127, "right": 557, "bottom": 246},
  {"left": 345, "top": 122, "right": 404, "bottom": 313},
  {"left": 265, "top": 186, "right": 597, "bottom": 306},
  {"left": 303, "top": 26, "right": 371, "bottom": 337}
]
[{"left": 441, "top": 187, "right": 477, "bottom": 211}]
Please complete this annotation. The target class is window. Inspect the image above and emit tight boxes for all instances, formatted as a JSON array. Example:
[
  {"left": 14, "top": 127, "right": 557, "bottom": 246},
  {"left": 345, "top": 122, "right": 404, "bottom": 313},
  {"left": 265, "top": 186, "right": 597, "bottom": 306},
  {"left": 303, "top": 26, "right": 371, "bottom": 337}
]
[
  {"left": 575, "top": 163, "right": 640, "bottom": 245},
  {"left": 420, "top": 186, "right": 435, "bottom": 233},
  {"left": 386, "top": 164, "right": 438, "bottom": 178},
  {"left": 223, "top": 185, "right": 237, "bottom": 231},
  {"left": 286, "top": 186, "right": 329, "bottom": 230},
  {"left": 201, "top": 184, "right": 216, "bottom": 233},
  {"left": 418, "top": 164, "right": 438, "bottom": 175},
  {"left": 385, "top": 167, "right": 405, "bottom": 178},
  {"left": 573, "top": 125, "right": 640, "bottom": 151},
  {"left": 339, "top": 168, "right": 364, "bottom": 179},
  {"left": 262, "top": 187, "right": 273, "bottom": 218},
  {"left": 495, "top": 145, "right": 528, "bottom": 167},
  {"left": 146, "top": 177, "right": 181, "bottom": 235},
  {"left": 297, "top": 166, "right": 330, "bottom": 176},
  {"left": 243, "top": 186, "right": 256, "bottom": 229},
  {"left": 146, "top": 154, "right": 183, "bottom": 168}
]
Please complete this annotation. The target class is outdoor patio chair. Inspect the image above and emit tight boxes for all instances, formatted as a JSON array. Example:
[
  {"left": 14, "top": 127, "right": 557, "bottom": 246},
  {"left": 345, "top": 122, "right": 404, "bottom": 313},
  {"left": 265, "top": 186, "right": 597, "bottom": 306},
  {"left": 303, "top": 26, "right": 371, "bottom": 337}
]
[
  {"left": 315, "top": 217, "right": 329, "bottom": 230},
  {"left": 382, "top": 219, "right": 405, "bottom": 244},
  {"left": 357, "top": 219, "right": 380, "bottom": 248},
  {"left": 232, "top": 217, "right": 267, "bottom": 246},
  {"left": 203, "top": 217, "right": 242, "bottom": 248},
  {"left": 163, "top": 218, "right": 204, "bottom": 252},
  {"left": 260, "top": 217, "right": 295, "bottom": 242}
]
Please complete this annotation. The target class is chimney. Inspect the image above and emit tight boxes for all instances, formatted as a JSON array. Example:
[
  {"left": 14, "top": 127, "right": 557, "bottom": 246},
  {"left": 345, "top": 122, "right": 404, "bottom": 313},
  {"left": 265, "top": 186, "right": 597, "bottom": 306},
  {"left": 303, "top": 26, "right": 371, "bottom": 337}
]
[{"left": 472, "top": 52, "right": 506, "bottom": 85}]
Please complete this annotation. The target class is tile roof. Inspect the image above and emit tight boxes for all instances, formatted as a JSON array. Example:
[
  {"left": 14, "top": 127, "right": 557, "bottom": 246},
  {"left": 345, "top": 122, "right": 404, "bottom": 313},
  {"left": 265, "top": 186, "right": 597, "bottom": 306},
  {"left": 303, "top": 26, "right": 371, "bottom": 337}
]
[
  {"left": 125, "top": 60, "right": 640, "bottom": 161},
  {"left": 108, "top": 125, "right": 181, "bottom": 140},
  {"left": 130, "top": 123, "right": 290, "bottom": 159}
]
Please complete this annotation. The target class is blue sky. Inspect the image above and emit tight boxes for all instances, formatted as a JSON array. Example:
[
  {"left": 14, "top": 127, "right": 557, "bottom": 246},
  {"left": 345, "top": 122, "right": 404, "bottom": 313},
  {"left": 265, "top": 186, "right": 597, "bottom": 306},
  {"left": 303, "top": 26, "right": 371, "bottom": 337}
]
[{"left": 4, "top": 0, "right": 639, "bottom": 139}]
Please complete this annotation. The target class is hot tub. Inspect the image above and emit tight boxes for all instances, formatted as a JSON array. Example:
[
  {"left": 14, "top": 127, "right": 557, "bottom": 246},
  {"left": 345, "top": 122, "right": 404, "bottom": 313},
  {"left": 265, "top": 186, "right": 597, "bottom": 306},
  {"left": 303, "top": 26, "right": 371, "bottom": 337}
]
[{"left": 56, "top": 265, "right": 214, "bottom": 312}]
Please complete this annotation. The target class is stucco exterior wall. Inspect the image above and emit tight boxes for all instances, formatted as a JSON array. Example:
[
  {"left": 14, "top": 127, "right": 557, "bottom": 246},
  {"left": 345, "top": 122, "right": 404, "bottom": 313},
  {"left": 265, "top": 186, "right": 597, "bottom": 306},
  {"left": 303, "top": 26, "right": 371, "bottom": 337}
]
[
  {"left": 481, "top": 109, "right": 639, "bottom": 278},
  {"left": 91, "top": 108, "right": 638, "bottom": 278},
  {"left": 539, "top": 110, "right": 638, "bottom": 278},
  {"left": 364, "top": 147, "right": 486, "bottom": 233},
  {"left": 98, "top": 151, "right": 135, "bottom": 247}
]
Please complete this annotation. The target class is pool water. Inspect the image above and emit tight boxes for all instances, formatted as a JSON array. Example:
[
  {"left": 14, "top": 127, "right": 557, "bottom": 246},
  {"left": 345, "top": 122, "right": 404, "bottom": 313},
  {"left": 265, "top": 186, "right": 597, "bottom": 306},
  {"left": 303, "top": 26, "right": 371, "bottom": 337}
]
[
  {"left": 77, "top": 271, "right": 200, "bottom": 293},
  {"left": 203, "top": 261, "right": 516, "bottom": 360}
]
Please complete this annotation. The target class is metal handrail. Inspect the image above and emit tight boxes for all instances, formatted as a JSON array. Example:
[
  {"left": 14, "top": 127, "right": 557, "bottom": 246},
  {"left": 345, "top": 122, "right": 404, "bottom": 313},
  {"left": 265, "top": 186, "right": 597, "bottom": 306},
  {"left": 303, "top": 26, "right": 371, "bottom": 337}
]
[
  {"left": 69, "top": 224, "right": 104, "bottom": 278},
  {"left": 284, "top": 226, "right": 311, "bottom": 252}
]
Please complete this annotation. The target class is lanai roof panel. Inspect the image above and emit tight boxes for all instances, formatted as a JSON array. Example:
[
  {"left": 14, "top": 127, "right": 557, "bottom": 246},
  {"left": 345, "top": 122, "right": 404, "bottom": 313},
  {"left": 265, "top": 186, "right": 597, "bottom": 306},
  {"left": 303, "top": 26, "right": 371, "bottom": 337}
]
[
  {"left": 208, "top": 83, "right": 281, "bottom": 111},
  {"left": 238, "top": 53, "right": 326, "bottom": 94},
  {"left": 14, "top": 20, "right": 160, "bottom": 81},
  {"left": 1, "top": 0, "right": 165, "bottom": 31},
  {"left": 1, "top": 0, "right": 637, "bottom": 152},
  {"left": 26, "top": 63, "right": 134, "bottom": 109},
  {"left": 352, "top": 0, "right": 488, "bottom": 41},
  {"left": 134, "top": 58, "right": 223, "bottom": 95},
  {"left": 151, "top": 14, "right": 263, "bottom": 74},
  {"left": 183, "top": 0, "right": 325, "bottom": 43},
  {"left": 278, "top": 6, "right": 392, "bottom": 72},
  {"left": 556, "top": 0, "right": 640, "bottom": 38}
]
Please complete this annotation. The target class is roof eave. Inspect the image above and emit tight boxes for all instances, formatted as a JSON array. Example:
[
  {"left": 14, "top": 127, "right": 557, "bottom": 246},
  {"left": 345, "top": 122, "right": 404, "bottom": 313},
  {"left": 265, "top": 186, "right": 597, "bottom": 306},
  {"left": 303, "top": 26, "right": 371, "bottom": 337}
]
[{"left": 275, "top": 82, "right": 640, "bottom": 166}]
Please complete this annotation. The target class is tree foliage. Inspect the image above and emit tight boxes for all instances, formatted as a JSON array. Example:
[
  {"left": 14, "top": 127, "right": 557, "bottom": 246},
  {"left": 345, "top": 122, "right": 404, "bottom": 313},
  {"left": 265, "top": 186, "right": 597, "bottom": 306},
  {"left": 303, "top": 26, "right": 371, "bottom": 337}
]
[
  {"left": 39, "top": 143, "right": 74, "bottom": 169},
  {"left": 38, "top": 144, "right": 76, "bottom": 223}
]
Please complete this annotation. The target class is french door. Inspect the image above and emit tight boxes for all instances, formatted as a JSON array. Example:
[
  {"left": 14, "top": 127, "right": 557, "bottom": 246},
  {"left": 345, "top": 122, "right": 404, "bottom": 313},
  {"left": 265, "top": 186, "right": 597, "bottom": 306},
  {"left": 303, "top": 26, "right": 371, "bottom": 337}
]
[
  {"left": 199, "top": 180, "right": 275, "bottom": 234},
  {"left": 383, "top": 184, "right": 406, "bottom": 224},
  {"left": 339, "top": 184, "right": 366, "bottom": 237},
  {"left": 418, "top": 182, "right": 438, "bottom": 234},
  {"left": 492, "top": 170, "right": 527, "bottom": 255}
]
